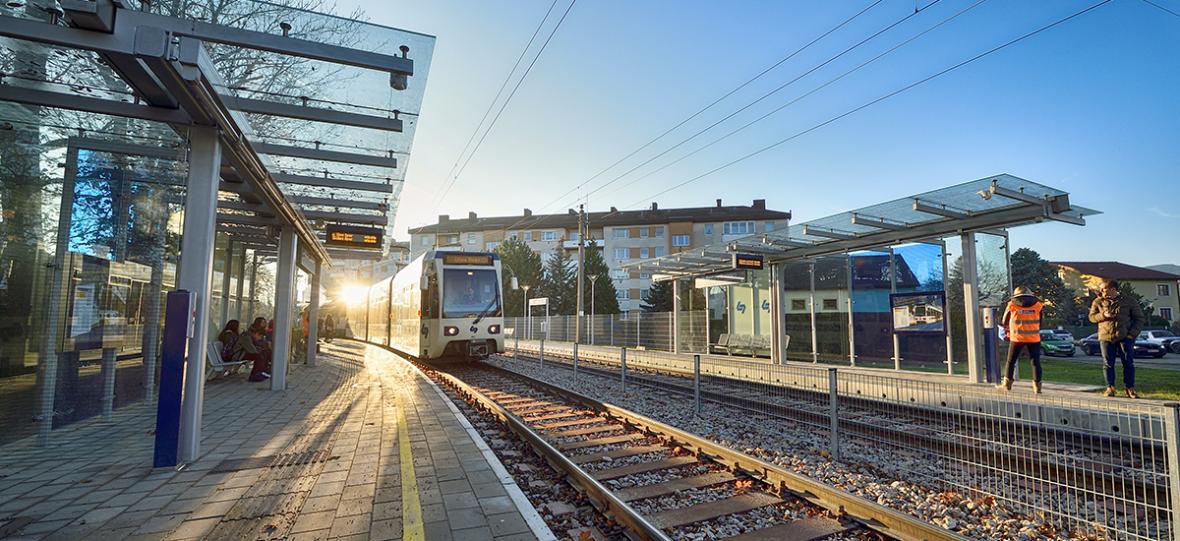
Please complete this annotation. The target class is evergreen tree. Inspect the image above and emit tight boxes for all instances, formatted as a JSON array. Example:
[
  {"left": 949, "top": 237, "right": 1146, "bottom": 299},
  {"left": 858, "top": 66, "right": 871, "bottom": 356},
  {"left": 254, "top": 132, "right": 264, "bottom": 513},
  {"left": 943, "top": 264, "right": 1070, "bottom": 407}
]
[
  {"left": 1010, "top": 248, "right": 1072, "bottom": 325},
  {"left": 494, "top": 237, "right": 543, "bottom": 317},
  {"left": 539, "top": 243, "right": 576, "bottom": 315},
  {"left": 582, "top": 240, "right": 620, "bottom": 315},
  {"left": 641, "top": 280, "right": 675, "bottom": 312}
]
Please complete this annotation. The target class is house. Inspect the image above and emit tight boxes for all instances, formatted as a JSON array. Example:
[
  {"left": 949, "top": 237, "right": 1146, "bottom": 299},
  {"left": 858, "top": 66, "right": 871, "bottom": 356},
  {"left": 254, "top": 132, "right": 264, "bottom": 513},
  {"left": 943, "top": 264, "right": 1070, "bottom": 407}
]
[{"left": 1052, "top": 261, "right": 1180, "bottom": 323}]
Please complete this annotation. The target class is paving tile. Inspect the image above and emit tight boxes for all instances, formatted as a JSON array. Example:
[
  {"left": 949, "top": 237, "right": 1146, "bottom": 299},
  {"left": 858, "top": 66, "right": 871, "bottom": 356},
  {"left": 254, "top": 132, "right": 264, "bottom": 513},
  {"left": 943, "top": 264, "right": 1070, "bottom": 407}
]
[
  {"left": 423, "top": 520, "right": 454, "bottom": 541},
  {"left": 329, "top": 512, "right": 372, "bottom": 538},
  {"left": 168, "top": 517, "right": 221, "bottom": 540},
  {"left": 133, "top": 513, "right": 185, "bottom": 534},
  {"left": 478, "top": 495, "right": 518, "bottom": 516},
  {"left": 452, "top": 526, "right": 495, "bottom": 541},
  {"left": 370, "top": 517, "right": 402, "bottom": 540},
  {"left": 291, "top": 510, "right": 336, "bottom": 533},
  {"left": 445, "top": 506, "right": 489, "bottom": 530},
  {"left": 486, "top": 512, "right": 531, "bottom": 537},
  {"left": 442, "top": 491, "right": 480, "bottom": 511}
]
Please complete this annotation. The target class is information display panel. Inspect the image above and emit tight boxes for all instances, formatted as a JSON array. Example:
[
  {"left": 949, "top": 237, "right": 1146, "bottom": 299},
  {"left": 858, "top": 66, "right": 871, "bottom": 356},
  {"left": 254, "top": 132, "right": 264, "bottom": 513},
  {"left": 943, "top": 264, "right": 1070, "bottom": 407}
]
[
  {"left": 326, "top": 225, "right": 383, "bottom": 249},
  {"left": 890, "top": 291, "right": 946, "bottom": 333}
]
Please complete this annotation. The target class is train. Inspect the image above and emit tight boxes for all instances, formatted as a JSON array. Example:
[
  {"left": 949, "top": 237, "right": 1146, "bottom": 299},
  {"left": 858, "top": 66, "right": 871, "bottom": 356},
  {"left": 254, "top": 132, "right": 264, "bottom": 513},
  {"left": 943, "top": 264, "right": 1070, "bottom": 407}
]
[{"left": 343, "top": 250, "right": 505, "bottom": 360}]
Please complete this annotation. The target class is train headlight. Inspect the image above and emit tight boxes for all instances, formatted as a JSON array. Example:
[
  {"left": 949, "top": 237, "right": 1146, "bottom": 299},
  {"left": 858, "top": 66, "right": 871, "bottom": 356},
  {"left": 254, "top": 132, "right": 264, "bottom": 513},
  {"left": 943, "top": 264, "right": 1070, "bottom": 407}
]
[
  {"left": 487, "top": 324, "right": 500, "bottom": 334},
  {"left": 444, "top": 326, "right": 459, "bottom": 336}
]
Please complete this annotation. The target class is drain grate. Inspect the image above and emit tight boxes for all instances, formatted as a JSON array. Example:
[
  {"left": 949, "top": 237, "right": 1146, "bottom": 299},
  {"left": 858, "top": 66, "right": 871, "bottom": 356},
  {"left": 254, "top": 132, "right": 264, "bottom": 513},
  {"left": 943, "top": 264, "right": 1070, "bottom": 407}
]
[{"left": 211, "top": 450, "right": 335, "bottom": 473}]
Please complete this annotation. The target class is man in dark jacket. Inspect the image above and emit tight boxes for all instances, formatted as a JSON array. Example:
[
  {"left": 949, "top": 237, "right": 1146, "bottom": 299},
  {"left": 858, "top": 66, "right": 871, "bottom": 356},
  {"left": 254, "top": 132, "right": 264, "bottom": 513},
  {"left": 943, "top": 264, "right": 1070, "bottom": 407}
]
[{"left": 1089, "top": 279, "right": 1146, "bottom": 398}]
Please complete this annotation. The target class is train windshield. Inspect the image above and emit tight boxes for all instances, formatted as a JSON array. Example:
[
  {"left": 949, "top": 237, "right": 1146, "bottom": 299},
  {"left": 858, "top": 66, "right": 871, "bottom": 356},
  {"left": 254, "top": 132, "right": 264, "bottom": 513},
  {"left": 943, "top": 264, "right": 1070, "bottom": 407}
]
[{"left": 442, "top": 269, "right": 501, "bottom": 318}]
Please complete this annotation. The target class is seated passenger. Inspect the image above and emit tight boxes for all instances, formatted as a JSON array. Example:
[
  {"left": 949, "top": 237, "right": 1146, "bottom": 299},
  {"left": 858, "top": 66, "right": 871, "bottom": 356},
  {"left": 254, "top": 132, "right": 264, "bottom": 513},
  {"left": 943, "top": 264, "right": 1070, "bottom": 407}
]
[
  {"left": 233, "top": 326, "right": 271, "bottom": 382},
  {"left": 217, "top": 320, "right": 240, "bottom": 361}
]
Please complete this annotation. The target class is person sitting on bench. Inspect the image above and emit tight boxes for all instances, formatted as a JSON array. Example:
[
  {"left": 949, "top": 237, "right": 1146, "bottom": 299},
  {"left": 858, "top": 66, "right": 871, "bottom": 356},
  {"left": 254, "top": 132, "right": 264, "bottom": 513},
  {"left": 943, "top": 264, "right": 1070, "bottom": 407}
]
[{"left": 233, "top": 324, "right": 271, "bottom": 382}]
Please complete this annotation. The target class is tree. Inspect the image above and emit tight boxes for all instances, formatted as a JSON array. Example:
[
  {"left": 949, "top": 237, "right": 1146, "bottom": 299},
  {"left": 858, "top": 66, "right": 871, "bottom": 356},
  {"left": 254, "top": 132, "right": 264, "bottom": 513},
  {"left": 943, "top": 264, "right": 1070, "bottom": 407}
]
[
  {"left": 581, "top": 241, "right": 620, "bottom": 315},
  {"left": 1010, "top": 248, "right": 1072, "bottom": 325},
  {"left": 539, "top": 244, "right": 576, "bottom": 316},
  {"left": 495, "top": 238, "right": 543, "bottom": 317},
  {"left": 640, "top": 279, "right": 705, "bottom": 313}
]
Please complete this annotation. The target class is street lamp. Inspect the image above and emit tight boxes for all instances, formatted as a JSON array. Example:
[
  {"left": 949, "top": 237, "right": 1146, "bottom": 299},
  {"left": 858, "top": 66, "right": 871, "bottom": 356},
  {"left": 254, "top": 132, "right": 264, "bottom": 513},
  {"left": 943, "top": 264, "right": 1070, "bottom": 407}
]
[{"left": 589, "top": 274, "right": 599, "bottom": 345}]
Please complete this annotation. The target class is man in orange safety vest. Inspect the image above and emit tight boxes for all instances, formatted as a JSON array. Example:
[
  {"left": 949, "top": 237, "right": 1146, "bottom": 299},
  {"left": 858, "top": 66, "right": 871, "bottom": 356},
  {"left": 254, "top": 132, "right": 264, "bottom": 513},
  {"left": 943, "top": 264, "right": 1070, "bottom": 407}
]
[{"left": 997, "top": 286, "right": 1044, "bottom": 394}]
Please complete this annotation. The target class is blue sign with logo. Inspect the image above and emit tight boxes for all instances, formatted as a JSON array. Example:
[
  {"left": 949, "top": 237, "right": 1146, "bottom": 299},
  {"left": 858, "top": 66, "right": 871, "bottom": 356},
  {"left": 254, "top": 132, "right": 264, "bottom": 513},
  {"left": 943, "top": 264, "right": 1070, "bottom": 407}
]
[
  {"left": 761, "top": 299, "right": 770, "bottom": 312},
  {"left": 736, "top": 301, "right": 747, "bottom": 313}
]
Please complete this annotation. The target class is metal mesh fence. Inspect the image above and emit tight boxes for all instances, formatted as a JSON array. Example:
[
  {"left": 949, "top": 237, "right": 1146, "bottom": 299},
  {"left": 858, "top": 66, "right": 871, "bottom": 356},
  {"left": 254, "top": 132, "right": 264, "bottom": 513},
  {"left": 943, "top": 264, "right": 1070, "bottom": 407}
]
[
  {"left": 503, "top": 338, "right": 1179, "bottom": 541},
  {"left": 505, "top": 311, "right": 707, "bottom": 352}
]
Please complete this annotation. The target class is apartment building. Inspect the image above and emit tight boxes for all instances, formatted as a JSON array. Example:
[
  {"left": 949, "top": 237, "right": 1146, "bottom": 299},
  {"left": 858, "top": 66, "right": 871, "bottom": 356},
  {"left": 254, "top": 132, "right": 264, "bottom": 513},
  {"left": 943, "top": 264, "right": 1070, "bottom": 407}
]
[
  {"left": 1052, "top": 261, "right": 1180, "bottom": 323},
  {"left": 408, "top": 200, "right": 791, "bottom": 312}
]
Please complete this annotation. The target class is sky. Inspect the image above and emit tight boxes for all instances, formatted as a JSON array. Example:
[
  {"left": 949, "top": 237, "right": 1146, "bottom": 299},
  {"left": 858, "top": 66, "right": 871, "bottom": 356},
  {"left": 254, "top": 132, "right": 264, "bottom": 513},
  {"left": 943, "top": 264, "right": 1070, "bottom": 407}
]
[{"left": 338, "top": 0, "right": 1179, "bottom": 267}]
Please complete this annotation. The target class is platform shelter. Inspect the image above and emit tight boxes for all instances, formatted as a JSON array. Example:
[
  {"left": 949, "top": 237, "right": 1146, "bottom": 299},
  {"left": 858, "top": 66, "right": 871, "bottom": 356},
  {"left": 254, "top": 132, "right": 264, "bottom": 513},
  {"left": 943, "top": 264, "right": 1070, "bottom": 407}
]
[
  {"left": 623, "top": 175, "right": 1097, "bottom": 383},
  {"left": 0, "top": 1, "right": 433, "bottom": 462}
]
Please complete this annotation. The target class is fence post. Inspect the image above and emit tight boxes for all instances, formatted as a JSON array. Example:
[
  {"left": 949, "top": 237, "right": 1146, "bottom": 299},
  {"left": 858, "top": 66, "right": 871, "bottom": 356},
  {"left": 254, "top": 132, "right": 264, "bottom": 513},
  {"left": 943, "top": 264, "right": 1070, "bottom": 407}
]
[
  {"left": 573, "top": 342, "right": 579, "bottom": 382},
  {"left": 539, "top": 338, "right": 545, "bottom": 370},
  {"left": 828, "top": 368, "right": 841, "bottom": 461},
  {"left": 694, "top": 354, "right": 701, "bottom": 415},
  {"left": 514, "top": 324, "right": 520, "bottom": 356},
  {"left": 1163, "top": 403, "right": 1180, "bottom": 541},
  {"left": 620, "top": 348, "right": 627, "bottom": 393}
]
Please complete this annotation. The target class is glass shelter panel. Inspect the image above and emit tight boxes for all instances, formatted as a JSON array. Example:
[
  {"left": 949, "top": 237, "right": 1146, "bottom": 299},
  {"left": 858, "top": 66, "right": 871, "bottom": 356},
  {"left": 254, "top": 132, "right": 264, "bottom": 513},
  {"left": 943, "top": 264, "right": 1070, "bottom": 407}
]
[
  {"left": 813, "top": 255, "right": 850, "bottom": 365},
  {"left": 892, "top": 243, "right": 948, "bottom": 371},
  {"left": 850, "top": 250, "right": 893, "bottom": 368},
  {"left": 782, "top": 261, "right": 814, "bottom": 360}
]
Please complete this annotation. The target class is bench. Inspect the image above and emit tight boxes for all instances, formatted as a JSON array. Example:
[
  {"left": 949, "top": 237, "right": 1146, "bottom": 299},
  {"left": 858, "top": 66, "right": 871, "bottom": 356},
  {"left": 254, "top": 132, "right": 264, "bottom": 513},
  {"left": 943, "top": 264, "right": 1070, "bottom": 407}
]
[
  {"left": 711, "top": 333, "right": 788, "bottom": 358},
  {"left": 206, "top": 341, "right": 249, "bottom": 381}
]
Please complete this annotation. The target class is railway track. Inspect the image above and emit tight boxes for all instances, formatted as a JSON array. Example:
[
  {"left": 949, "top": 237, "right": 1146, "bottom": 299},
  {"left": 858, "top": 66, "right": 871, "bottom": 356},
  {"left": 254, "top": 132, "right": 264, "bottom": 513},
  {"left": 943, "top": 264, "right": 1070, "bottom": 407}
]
[
  {"left": 503, "top": 348, "right": 1169, "bottom": 508},
  {"left": 420, "top": 360, "right": 966, "bottom": 541}
]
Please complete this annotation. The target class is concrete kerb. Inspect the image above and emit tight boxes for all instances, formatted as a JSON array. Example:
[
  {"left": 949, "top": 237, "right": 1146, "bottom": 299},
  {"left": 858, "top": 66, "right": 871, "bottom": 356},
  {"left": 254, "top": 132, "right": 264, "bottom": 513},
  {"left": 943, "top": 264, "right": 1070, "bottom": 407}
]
[{"left": 401, "top": 357, "right": 558, "bottom": 541}]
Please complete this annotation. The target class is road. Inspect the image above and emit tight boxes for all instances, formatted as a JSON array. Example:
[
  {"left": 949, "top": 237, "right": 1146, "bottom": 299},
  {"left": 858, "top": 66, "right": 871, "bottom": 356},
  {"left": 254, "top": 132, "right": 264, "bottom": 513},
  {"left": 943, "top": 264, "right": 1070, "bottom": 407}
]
[{"left": 1050, "top": 351, "right": 1180, "bottom": 371}]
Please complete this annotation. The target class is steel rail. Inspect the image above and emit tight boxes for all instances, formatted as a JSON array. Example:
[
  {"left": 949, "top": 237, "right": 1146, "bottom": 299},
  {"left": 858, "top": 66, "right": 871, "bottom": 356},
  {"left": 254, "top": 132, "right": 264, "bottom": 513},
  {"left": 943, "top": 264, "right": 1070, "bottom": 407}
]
[
  {"left": 430, "top": 359, "right": 968, "bottom": 541},
  {"left": 523, "top": 350, "right": 1171, "bottom": 507},
  {"left": 424, "top": 366, "right": 671, "bottom": 541}
]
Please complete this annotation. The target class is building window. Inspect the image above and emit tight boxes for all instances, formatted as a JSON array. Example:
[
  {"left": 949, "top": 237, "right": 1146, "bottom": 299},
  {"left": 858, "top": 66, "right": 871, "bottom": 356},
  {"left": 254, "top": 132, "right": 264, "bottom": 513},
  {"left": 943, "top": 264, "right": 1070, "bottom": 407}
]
[
  {"left": 1159, "top": 284, "right": 1171, "bottom": 296},
  {"left": 791, "top": 299, "right": 806, "bottom": 310},
  {"left": 610, "top": 269, "right": 628, "bottom": 280},
  {"left": 617, "top": 289, "right": 629, "bottom": 300},
  {"left": 1161, "top": 307, "right": 1174, "bottom": 321},
  {"left": 640, "top": 288, "right": 649, "bottom": 300},
  {"left": 420, "top": 236, "right": 431, "bottom": 246},
  {"left": 672, "top": 234, "right": 690, "bottom": 246},
  {"left": 569, "top": 231, "right": 579, "bottom": 241},
  {"left": 640, "top": 272, "right": 650, "bottom": 280},
  {"left": 822, "top": 298, "right": 838, "bottom": 310},
  {"left": 704, "top": 224, "right": 713, "bottom": 235},
  {"left": 614, "top": 228, "right": 628, "bottom": 239},
  {"left": 541, "top": 231, "right": 558, "bottom": 241},
  {"left": 614, "top": 248, "right": 628, "bottom": 260},
  {"left": 508, "top": 232, "right": 518, "bottom": 240},
  {"left": 524, "top": 231, "right": 533, "bottom": 241},
  {"left": 466, "top": 233, "right": 477, "bottom": 245},
  {"left": 765, "top": 221, "right": 775, "bottom": 232},
  {"left": 654, "top": 226, "right": 664, "bottom": 237},
  {"left": 485, "top": 241, "right": 499, "bottom": 251},
  {"left": 640, "top": 228, "right": 649, "bottom": 238},
  {"left": 723, "top": 221, "right": 755, "bottom": 235},
  {"left": 654, "top": 247, "right": 666, "bottom": 258},
  {"left": 446, "top": 235, "right": 459, "bottom": 245},
  {"left": 640, "top": 248, "right": 649, "bottom": 259}
]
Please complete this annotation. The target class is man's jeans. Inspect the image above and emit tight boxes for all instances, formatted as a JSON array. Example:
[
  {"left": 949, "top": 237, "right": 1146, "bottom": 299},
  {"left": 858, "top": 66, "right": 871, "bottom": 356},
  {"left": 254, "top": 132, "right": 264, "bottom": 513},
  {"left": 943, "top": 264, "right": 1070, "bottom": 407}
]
[{"left": 1100, "top": 338, "right": 1136, "bottom": 388}]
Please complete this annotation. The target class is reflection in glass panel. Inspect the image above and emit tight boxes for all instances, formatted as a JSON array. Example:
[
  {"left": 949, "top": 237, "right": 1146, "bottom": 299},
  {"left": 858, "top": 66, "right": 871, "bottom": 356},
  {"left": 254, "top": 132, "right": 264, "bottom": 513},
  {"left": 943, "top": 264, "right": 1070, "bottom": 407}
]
[
  {"left": 893, "top": 243, "right": 948, "bottom": 371},
  {"left": 850, "top": 250, "right": 893, "bottom": 367},
  {"left": 814, "top": 255, "right": 850, "bottom": 365},
  {"left": 725, "top": 268, "right": 771, "bottom": 357},
  {"left": 782, "top": 261, "right": 813, "bottom": 360},
  {"left": 976, "top": 232, "right": 1011, "bottom": 308}
]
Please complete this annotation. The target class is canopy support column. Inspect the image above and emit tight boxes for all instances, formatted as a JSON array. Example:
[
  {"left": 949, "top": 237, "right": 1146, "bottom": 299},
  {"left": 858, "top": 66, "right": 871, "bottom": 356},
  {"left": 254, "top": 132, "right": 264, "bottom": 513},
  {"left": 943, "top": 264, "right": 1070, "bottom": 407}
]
[
  {"left": 770, "top": 263, "right": 785, "bottom": 364},
  {"left": 961, "top": 232, "right": 984, "bottom": 383},
  {"left": 176, "top": 126, "right": 221, "bottom": 463},
  {"left": 306, "top": 259, "right": 321, "bottom": 367},
  {"left": 272, "top": 229, "right": 297, "bottom": 391},
  {"left": 219, "top": 239, "right": 234, "bottom": 328},
  {"left": 672, "top": 279, "right": 681, "bottom": 354},
  {"left": 234, "top": 243, "right": 247, "bottom": 321}
]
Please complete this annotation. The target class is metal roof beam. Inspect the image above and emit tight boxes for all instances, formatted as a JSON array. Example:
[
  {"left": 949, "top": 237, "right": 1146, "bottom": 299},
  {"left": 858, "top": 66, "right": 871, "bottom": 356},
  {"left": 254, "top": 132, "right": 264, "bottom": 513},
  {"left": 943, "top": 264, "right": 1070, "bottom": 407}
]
[
  {"left": 273, "top": 172, "right": 395, "bottom": 193},
  {"left": 289, "top": 195, "right": 387, "bottom": 211},
  {"left": 850, "top": 213, "right": 907, "bottom": 231},
  {"left": 225, "top": 96, "right": 403, "bottom": 132},
  {"left": 912, "top": 199, "right": 970, "bottom": 220},
  {"left": 254, "top": 142, "right": 397, "bottom": 169},
  {"left": 302, "top": 210, "right": 387, "bottom": 226},
  {"left": 218, "top": 214, "right": 280, "bottom": 227},
  {"left": 0, "top": 85, "right": 191, "bottom": 125},
  {"left": 762, "top": 235, "right": 814, "bottom": 249},
  {"left": 801, "top": 225, "right": 858, "bottom": 241}
]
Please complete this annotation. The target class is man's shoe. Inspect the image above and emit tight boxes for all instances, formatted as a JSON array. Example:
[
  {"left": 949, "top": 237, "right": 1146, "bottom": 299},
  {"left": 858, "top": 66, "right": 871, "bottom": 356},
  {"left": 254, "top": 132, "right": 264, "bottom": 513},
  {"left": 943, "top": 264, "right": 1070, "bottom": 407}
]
[
  {"left": 1104, "top": 386, "right": 1117, "bottom": 397},
  {"left": 995, "top": 378, "right": 1013, "bottom": 391},
  {"left": 1126, "top": 388, "right": 1139, "bottom": 399},
  {"left": 1032, "top": 381, "right": 1042, "bottom": 394}
]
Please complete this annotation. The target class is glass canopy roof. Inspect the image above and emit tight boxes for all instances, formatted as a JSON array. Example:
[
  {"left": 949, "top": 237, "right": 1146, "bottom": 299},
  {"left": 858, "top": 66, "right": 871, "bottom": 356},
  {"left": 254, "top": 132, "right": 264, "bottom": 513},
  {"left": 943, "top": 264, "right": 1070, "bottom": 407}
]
[{"left": 625, "top": 174, "right": 1099, "bottom": 278}]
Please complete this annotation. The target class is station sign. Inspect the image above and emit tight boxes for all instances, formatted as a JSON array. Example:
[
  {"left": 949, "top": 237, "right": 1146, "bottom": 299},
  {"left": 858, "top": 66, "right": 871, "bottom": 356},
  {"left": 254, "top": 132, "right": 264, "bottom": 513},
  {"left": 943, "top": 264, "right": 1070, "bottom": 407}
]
[
  {"left": 732, "top": 253, "right": 765, "bottom": 270},
  {"left": 442, "top": 253, "right": 494, "bottom": 266},
  {"left": 528, "top": 297, "right": 549, "bottom": 306},
  {"left": 326, "top": 224, "right": 383, "bottom": 249}
]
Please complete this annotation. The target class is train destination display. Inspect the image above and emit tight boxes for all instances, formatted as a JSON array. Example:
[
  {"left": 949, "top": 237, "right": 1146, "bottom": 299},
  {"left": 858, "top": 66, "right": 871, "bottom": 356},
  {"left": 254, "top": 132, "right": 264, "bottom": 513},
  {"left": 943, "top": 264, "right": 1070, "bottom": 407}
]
[{"left": 326, "top": 225, "right": 383, "bottom": 249}]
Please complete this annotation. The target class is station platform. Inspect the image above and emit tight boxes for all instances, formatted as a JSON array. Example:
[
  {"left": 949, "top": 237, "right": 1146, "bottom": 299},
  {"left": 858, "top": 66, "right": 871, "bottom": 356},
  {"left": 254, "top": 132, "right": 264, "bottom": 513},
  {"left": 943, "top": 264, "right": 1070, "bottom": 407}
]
[{"left": 0, "top": 343, "right": 550, "bottom": 541}]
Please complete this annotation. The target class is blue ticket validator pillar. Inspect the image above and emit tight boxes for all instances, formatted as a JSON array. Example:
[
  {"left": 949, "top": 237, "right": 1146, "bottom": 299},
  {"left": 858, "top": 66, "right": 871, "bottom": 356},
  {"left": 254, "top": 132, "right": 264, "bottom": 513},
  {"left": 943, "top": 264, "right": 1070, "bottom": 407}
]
[
  {"left": 154, "top": 290, "right": 195, "bottom": 468},
  {"left": 981, "top": 307, "right": 1000, "bottom": 383}
]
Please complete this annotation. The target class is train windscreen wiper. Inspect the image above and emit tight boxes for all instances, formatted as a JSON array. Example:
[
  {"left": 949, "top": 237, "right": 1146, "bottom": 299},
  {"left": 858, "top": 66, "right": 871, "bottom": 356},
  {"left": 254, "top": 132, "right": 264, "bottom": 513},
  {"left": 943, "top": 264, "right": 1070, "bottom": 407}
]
[{"left": 471, "top": 295, "right": 500, "bottom": 326}]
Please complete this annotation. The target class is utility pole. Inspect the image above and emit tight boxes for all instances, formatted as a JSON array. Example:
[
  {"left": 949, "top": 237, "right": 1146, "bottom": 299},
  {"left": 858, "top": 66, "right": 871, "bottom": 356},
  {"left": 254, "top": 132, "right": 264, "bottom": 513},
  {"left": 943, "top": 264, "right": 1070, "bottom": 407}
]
[{"left": 575, "top": 204, "right": 586, "bottom": 344}]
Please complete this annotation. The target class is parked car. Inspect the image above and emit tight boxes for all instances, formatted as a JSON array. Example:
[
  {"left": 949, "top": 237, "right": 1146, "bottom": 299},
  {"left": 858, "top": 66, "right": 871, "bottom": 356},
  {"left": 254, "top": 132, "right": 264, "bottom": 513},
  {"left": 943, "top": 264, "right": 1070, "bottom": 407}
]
[
  {"left": 1039, "top": 330, "right": 1075, "bottom": 357},
  {"left": 1077, "top": 333, "right": 1166, "bottom": 358},
  {"left": 1138, "top": 330, "right": 1180, "bottom": 354}
]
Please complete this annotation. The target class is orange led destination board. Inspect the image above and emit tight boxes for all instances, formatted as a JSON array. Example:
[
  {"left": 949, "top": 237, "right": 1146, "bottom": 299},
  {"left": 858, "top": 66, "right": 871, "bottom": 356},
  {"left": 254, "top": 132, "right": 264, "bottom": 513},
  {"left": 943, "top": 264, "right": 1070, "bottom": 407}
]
[
  {"left": 442, "top": 253, "right": 495, "bottom": 266},
  {"left": 732, "top": 253, "right": 765, "bottom": 270},
  {"left": 325, "top": 225, "right": 383, "bottom": 249}
]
